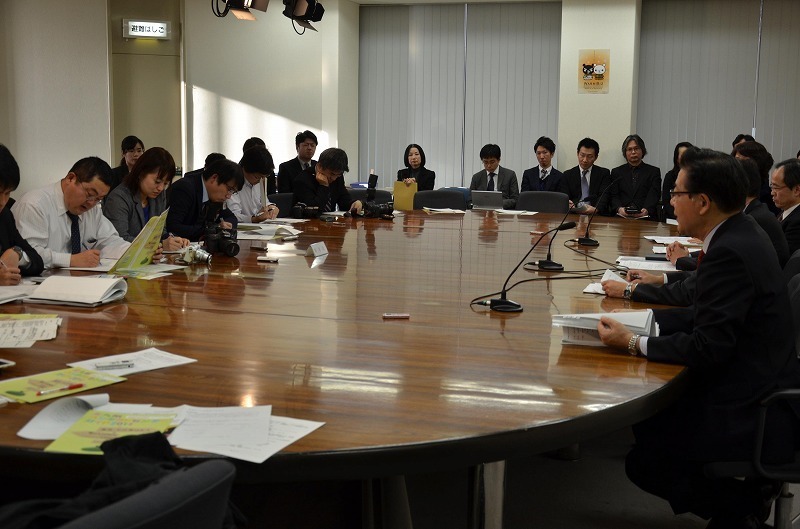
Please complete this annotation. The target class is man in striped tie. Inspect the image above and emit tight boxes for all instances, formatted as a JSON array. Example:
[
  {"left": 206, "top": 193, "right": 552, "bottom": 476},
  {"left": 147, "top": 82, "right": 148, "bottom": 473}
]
[{"left": 558, "top": 138, "right": 612, "bottom": 215}]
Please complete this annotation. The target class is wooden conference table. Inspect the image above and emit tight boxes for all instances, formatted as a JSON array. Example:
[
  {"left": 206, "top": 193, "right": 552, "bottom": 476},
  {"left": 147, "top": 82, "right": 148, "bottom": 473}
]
[{"left": 0, "top": 211, "right": 686, "bottom": 487}]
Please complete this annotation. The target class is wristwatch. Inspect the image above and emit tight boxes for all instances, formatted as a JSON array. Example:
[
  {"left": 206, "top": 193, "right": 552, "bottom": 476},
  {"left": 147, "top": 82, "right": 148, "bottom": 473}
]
[
  {"left": 11, "top": 246, "right": 23, "bottom": 260},
  {"left": 623, "top": 284, "right": 633, "bottom": 299},
  {"left": 628, "top": 334, "right": 640, "bottom": 356}
]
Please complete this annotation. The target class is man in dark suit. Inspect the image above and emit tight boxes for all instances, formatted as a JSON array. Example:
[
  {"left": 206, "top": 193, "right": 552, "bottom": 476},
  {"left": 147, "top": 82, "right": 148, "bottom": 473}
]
[
  {"left": 469, "top": 144, "right": 519, "bottom": 209},
  {"left": 609, "top": 134, "right": 661, "bottom": 220},
  {"left": 293, "top": 148, "right": 362, "bottom": 213},
  {"left": 558, "top": 137, "right": 612, "bottom": 215},
  {"left": 771, "top": 158, "right": 800, "bottom": 256},
  {"left": 520, "top": 136, "right": 564, "bottom": 193},
  {"left": 598, "top": 148, "right": 800, "bottom": 528},
  {"left": 0, "top": 144, "right": 43, "bottom": 282},
  {"left": 278, "top": 130, "right": 318, "bottom": 194},
  {"left": 166, "top": 158, "right": 242, "bottom": 241}
]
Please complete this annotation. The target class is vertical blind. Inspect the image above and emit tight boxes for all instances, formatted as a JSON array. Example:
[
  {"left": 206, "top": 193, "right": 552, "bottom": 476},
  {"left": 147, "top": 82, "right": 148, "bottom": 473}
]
[
  {"left": 637, "top": 0, "right": 800, "bottom": 171},
  {"left": 359, "top": 3, "right": 562, "bottom": 189}
]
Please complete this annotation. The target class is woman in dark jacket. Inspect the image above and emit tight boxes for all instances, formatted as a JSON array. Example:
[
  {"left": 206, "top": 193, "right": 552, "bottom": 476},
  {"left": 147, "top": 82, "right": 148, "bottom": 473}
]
[{"left": 397, "top": 144, "right": 435, "bottom": 191}]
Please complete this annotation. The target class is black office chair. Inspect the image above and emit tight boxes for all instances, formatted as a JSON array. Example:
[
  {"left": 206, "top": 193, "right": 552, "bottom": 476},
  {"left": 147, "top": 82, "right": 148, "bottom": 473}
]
[
  {"left": 348, "top": 188, "right": 393, "bottom": 204},
  {"left": 59, "top": 460, "right": 237, "bottom": 529},
  {"left": 704, "top": 390, "right": 800, "bottom": 529},
  {"left": 267, "top": 192, "right": 294, "bottom": 218},
  {"left": 413, "top": 189, "right": 467, "bottom": 210},
  {"left": 515, "top": 191, "right": 569, "bottom": 213}
]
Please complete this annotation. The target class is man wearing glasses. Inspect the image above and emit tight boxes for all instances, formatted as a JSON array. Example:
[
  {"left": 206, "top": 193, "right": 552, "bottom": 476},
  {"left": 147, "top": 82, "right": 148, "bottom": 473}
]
[
  {"left": 770, "top": 159, "right": 800, "bottom": 255},
  {"left": 166, "top": 158, "right": 243, "bottom": 241},
  {"left": 13, "top": 157, "right": 131, "bottom": 269},
  {"left": 292, "top": 148, "right": 362, "bottom": 214}
]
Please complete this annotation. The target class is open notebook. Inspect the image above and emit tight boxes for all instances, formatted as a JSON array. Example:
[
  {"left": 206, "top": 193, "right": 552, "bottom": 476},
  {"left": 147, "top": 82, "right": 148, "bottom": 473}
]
[{"left": 26, "top": 275, "right": 128, "bottom": 307}]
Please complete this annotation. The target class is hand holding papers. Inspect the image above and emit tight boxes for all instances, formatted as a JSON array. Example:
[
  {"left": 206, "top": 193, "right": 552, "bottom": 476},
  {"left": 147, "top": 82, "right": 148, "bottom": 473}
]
[
  {"left": 583, "top": 269, "right": 627, "bottom": 295},
  {"left": 553, "top": 309, "right": 659, "bottom": 346}
]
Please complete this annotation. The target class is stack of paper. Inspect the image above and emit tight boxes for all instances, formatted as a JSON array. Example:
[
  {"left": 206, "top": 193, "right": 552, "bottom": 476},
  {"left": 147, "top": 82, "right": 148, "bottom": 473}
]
[
  {"left": 0, "top": 314, "right": 61, "bottom": 348},
  {"left": 423, "top": 207, "right": 465, "bottom": 214},
  {"left": 26, "top": 276, "right": 127, "bottom": 307},
  {"left": 552, "top": 309, "right": 659, "bottom": 346}
]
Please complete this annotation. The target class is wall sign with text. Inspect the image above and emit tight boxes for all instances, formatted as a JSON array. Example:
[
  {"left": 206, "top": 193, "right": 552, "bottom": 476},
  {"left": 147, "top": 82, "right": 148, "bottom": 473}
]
[
  {"left": 578, "top": 49, "right": 610, "bottom": 94},
  {"left": 123, "top": 20, "right": 171, "bottom": 40}
]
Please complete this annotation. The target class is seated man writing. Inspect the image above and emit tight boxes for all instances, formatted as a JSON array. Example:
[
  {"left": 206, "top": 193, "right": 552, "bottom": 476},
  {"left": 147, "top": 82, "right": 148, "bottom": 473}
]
[{"left": 292, "top": 148, "right": 362, "bottom": 214}]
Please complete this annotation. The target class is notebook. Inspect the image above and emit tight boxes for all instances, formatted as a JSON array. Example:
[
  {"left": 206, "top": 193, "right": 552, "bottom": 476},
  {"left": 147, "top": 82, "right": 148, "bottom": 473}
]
[{"left": 471, "top": 190, "right": 504, "bottom": 210}]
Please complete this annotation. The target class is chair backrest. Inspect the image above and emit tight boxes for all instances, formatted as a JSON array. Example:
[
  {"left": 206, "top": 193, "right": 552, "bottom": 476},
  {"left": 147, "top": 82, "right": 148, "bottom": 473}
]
[
  {"left": 267, "top": 192, "right": 294, "bottom": 218},
  {"left": 348, "top": 188, "right": 393, "bottom": 204},
  {"left": 516, "top": 191, "right": 569, "bottom": 213},
  {"left": 413, "top": 189, "right": 467, "bottom": 210},
  {"left": 59, "top": 460, "right": 236, "bottom": 529}
]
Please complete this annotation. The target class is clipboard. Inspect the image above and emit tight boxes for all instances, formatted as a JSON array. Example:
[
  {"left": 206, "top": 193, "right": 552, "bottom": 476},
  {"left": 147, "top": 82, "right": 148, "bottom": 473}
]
[{"left": 393, "top": 181, "right": 417, "bottom": 211}]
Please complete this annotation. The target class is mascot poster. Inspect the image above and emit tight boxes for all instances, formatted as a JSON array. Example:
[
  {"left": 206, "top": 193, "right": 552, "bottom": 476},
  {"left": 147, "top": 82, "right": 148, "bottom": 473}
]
[{"left": 578, "top": 49, "right": 610, "bottom": 94}]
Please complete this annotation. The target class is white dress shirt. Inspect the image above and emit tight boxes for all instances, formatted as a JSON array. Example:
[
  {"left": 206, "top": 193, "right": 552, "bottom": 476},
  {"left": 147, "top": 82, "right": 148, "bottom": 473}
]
[
  {"left": 12, "top": 181, "right": 130, "bottom": 268},
  {"left": 226, "top": 179, "right": 273, "bottom": 222}
]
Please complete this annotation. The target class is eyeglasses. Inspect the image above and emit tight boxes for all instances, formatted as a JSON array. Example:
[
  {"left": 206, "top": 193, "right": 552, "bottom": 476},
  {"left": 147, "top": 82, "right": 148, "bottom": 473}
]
[
  {"left": 224, "top": 184, "right": 238, "bottom": 196},
  {"left": 79, "top": 182, "right": 105, "bottom": 204},
  {"left": 626, "top": 146, "right": 642, "bottom": 153},
  {"left": 769, "top": 183, "right": 788, "bottom": 190},
  {"left": 669, "top": 190, "right": 693, "bottom": 199}
]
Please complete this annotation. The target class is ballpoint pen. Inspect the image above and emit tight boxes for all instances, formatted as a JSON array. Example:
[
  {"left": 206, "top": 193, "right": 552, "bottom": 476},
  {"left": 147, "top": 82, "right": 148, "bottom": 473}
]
[{"left": 36, "top": 383, "right": 84, "bottom": 396}]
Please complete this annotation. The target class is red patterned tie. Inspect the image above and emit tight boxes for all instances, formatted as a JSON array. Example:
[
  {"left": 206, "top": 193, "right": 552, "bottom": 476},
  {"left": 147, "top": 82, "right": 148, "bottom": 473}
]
[{"left": 696, "top": 250, "right": 705, "bottom": 268}]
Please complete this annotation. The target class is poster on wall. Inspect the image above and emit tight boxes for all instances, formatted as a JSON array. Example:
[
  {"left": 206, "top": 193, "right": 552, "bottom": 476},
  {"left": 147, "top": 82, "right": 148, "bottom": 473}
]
[{"left": 579, "top": 49, "right": 610, "bottom": 94}]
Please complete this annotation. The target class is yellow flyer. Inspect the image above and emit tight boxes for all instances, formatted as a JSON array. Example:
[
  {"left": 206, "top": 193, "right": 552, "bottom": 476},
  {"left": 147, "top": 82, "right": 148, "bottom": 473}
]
[
  {"left": 45, "top": 410, "right": 175, "bottom": 455},
  {"left": 109, "top": 209, "right": 169, "bottom": 274},
  {"left": 0, "top": 367, "right": 124, "bottom": 403}
]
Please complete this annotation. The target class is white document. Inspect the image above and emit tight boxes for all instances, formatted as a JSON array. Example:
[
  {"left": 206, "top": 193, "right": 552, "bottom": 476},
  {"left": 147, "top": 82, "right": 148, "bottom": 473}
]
[
  {"left": 63, "top": 258, "right": 117, "bottom": 272},
  {"left": 68, "top": 347, "right": 197, "bottom": 377},
  {"left": 516, "top": 211, "right": 539, "bottom": 216},
  {"left": 237, "top": 225, "right": 302, "bottom": 240},
  {"left": 583, "top": 269, "right": 628, "bottom": 295},
  {"left": 423, "top": 208, "right": 465, "bottom": 214},
  {"left": 0, "top": 317, "right": 61, "bottom": 348},
  {"left": 644, "top": 235, "right": 700, "bottom": 245},
  {"left": 25, "top": 276, "right": 127, "bottom": 307},
  {"left": 18, "top": 394, "right": 110, "bottom": 440},
  {"left": 0, "top": 284, "right": 39, "bottom": 304},
  {"left": 666, "top": 218, "right": 679, "bottom": 226},
  {"left": 553, "top": 309, "right": 659, "bottom": 346},
  {"left": 617, "top": 259, "right": 677, "bottom": 272},
  {"left": 168, "top": 406, "right": 273, "bottom": 463},
  {"left": 652, "top": 245, "right": 702, "bottom": 254}
]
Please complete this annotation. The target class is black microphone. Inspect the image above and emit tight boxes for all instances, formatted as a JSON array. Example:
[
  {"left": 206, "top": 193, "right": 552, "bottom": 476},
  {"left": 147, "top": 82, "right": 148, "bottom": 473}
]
[
  {"left": 577, "top": 174, "right": 619, "bottom": 247},
  {"left": 489, "top": 220, "right": 576, "bottom": 313},
  {"left": 534, "top": 220, "right": 577, "bottom": 271}
]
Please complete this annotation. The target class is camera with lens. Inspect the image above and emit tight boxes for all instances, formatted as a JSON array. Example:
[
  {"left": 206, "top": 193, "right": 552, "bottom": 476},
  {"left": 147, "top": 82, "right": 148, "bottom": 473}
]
[
  {"left": 291, "top": 202, "right": 321, "bottom": 219},
  {"left": 357, "top": 172, "right": 394, "bottom": 219},
  {"left": 180, "top": 245, "right": 213, "bottom": 265},
  {"left": 204, "top": 224, "right": 240, "bottom": 257}
]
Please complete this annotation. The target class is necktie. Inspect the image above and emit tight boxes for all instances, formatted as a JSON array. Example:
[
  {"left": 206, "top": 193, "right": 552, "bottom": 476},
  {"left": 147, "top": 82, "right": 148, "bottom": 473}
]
[
  {"left": 487, "top": 172, "right": 495, "bottom": 192},
  {"left": 778, "top": 212, "right": 784, "bottom": 222},
  {"left": 696, "top": 250, "right": 705, "bottom": 268},
  {"left": 581, "top": 170, "right": 589, "bottom": 200},
  {"left": 303, "top": 162, "right": 309, "bottom": 171},
  {"left": 540, "top": 169, "right": 548, "bottom": 181},
  {"left": 631, "top": 166, "right": 638, "bottom": 187},
  {"left": 67, "top": 212, "right": 81, "bottom": 254},
  {"left": 325, "top": 190, "right": 334, "bottom": 212}
]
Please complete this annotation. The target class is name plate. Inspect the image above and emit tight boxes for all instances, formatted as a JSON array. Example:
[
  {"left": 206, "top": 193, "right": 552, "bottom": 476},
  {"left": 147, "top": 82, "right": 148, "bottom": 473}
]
[{"left": 306, "top": 242, "right": 328, "bottom": 257}]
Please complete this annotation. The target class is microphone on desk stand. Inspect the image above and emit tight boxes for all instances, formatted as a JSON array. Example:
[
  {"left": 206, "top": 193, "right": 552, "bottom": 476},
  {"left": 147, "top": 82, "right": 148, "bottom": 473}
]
[
  {"left": 528, "top": 208, "right": 574, "bottom": 271},
  {"left": 488, "top": 220, "right": 577, "bottom": 313},
  {"left": 577, "top": 175, "right": 619, "bottom": 247}
]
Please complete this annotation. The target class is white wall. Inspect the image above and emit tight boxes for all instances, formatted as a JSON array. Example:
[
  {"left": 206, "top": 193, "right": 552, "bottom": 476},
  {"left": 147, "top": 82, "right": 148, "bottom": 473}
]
[
  {"left": 558, "top": 0, "right": 640, "bottom": 172},
  {"left": 183, "top": 0, "right": 359, "bottom": 173},
  {"left": 1, "top": 0, "right": 112, "bottom": 196}
]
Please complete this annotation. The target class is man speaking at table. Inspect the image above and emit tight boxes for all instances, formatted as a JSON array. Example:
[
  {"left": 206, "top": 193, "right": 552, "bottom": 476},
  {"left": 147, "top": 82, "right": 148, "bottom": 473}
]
[{"left": 597, "top": 147, "right": 800, "bottom": 528}]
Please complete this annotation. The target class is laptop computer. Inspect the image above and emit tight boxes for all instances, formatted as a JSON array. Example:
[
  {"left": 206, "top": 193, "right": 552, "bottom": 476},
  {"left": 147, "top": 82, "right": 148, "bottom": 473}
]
[{"left": 471, "top": 190, "right": 504, "bottom": 210}]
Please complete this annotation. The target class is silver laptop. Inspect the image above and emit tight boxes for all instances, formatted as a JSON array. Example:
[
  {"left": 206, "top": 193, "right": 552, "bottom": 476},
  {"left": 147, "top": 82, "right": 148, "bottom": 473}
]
[{"left": 471, "top": 190, "right": 504, "bottom": 210}]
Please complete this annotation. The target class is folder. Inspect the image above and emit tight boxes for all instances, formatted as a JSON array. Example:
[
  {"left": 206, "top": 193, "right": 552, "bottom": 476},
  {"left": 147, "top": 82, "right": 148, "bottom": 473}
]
[{"left": 393, "top": 181, "right": 417, "bottom": 211}]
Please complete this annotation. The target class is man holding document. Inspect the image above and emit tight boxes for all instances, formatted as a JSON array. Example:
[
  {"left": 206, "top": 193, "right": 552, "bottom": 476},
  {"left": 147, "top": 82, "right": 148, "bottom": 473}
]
[{"left": 597, "top": 148, "right": 800, "bottom": 528}]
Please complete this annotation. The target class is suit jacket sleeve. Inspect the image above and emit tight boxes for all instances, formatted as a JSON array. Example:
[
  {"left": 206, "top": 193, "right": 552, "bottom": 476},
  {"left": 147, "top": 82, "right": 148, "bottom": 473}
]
[
  {"left": 503, "top": 170, "right": 519, "bottom": 209},
  {"left": 644, "top": 167, "right": 662, "bottom": 218},
  {"left": 103, "top": 187, "right": 137, "bottom": 242},
  {"left": 418, "top": 168, "right": 435, "bottom": 191},
  {"left": 293, "top": 173, "right": 331, "bottom": 210},
  {"left": 1, "top": 209, "right": 44, "bottom": 276},
  {"left": 166, "top": 179, "right": 204, "bottom": 241},
  {"left": 632, "top": 272, "right": 695, "bottom": 307},
  {"left": 469, "top": 172, "right": 483, "bottom": 191},
  {"left": 520, "top": 169, "right": 533, "bottom": 192}
]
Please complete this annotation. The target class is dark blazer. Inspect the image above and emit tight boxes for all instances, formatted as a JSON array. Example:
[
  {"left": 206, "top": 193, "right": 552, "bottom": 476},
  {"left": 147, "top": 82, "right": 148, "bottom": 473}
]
[
  {"left": 278, "top": 158, "right": 316, "bottom": 194},
  {"left": 661, "top": 168, "right": 679, "bottom": 220},
  {"left": 397, "top": 167, "right": 436, "bottom": 191},
  {"left": 520, "top": 167, "right": 564, "bottom": 193},
  {"left": 609, "top": 162, "right": 661, "bottom": 220},
  {"left": 292, "top": 168, "right": 355, "bottom": 211},
  {"left": 0, "top": 207, "right": 43, "bottom": 276},
  {"left": 469, "top": 167, "right": 519, "bottom": 209},
  {"left": 646, "top": 213, "right": 800, "bottom": 460},
  {"left": 103, "top": 184, "right": 169, "bottom": 242},
  {"left": 632, "top": 271, "right": 696, "bottom": 307},
  {"left": 745, "top": 198, "right": 790, "bottom": 267},
  {"left": 781, "top": 205, "right": 800, "bottom": 257},
  {"left": 166, "top": 174, "right": 237, "bottom": 241},
  {"left": 558, "top": 165, "right": 612, "bottom": 212}
]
